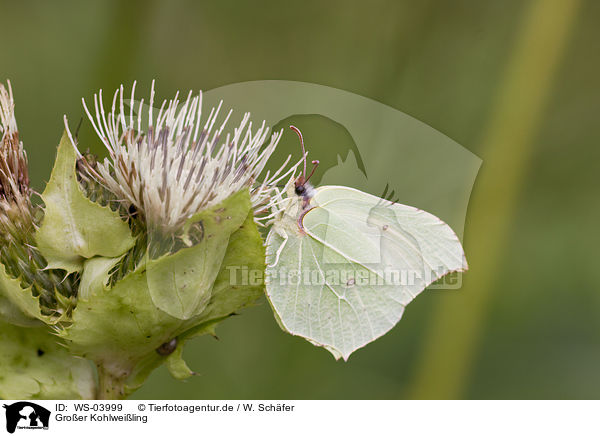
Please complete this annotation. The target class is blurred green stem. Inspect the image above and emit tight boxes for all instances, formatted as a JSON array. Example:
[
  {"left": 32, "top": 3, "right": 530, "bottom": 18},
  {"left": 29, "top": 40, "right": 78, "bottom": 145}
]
[{"left": 408, "top": 0, "right": 581, "bottom": 399}]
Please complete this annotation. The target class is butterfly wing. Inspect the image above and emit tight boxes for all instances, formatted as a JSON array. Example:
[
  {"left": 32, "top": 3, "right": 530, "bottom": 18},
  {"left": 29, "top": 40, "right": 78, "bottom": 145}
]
[
  {"left": 307, "top": 185, "right": 467, "bottom": 290},
  {"left": 265, "top": 185, "right": 467, "bottom": 360}
]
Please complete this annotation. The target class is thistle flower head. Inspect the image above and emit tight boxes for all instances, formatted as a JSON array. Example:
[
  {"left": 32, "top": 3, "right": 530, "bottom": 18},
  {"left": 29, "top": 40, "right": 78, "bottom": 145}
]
[
  {"left": 0, "top": 81, "right": 76, "bottom": 317},
  {"left": 0, "top": 80, "right": 32, "bottom": 225},
  {"left": 76, "top": 81, "right": 297, "bottom": 235}
]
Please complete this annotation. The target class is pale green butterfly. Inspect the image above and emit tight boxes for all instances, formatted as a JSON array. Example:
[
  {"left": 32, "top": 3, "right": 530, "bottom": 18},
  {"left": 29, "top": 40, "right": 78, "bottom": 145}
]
[{"left": 265, "top": 126, "right": 467, "bottom": 360}]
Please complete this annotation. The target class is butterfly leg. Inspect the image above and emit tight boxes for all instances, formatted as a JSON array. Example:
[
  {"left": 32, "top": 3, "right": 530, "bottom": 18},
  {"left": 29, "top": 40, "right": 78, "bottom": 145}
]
[{"left": 267, "top": 228, "right": 289, "bottom": 268}]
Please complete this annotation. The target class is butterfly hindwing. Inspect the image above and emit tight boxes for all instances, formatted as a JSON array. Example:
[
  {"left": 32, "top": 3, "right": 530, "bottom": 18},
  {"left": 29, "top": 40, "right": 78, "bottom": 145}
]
[{"left": 266, "top": 223, "right": 403, "bottom": 360}]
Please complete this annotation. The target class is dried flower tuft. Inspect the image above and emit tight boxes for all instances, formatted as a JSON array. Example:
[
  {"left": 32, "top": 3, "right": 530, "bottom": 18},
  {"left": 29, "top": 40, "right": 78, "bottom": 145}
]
[
  {"left": 0, "top": 81, "right": 32, "bottom": 227},
  {"left": 0, "top": 81, "right": 77, "bottom": 317}
]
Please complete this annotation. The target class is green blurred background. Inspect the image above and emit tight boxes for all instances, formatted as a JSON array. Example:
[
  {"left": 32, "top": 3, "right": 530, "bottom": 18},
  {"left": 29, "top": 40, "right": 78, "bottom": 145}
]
[{"left": 1, "top": 0, "right": 598, "bottom": 399}]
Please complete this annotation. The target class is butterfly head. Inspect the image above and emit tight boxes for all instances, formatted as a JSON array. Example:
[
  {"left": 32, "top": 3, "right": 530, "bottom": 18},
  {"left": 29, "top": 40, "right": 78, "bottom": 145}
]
[
  {"left": 289, "top": 125, "right": 319, "bottom": 205},
  {"left": 294, "top": 175, "right": 312, "bottom": 195}
]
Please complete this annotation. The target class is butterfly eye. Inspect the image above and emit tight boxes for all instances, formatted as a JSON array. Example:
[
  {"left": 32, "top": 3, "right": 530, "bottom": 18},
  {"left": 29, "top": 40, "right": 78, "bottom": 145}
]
[{"left": 295, "top": 185, "right": 306, "bottom": 195}]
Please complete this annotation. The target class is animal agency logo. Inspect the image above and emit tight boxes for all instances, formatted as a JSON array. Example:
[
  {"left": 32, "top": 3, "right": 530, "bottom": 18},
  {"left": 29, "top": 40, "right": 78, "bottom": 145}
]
[{"left": 2, "top": 402, "right": 50, "bottom": 433}]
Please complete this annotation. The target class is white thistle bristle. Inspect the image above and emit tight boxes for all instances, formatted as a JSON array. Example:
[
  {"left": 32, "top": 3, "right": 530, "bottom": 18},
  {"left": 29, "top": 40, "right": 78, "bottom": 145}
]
[{"left": 76, "top": 81, "right": 295, "bottom": 233}]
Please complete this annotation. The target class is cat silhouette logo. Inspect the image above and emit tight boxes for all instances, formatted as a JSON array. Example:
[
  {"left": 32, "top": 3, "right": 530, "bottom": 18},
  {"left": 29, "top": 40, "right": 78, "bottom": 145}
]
[{"left": 3, "top": 402, "right": 50, "bottom": 433}]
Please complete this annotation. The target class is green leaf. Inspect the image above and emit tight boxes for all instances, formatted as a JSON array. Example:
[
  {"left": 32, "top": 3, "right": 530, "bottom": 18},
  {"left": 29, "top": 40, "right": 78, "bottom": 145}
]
[
  {"left": 123, "top": 351, "right": 165, "bottom": 395},
  {"left": 0, "top": 263, "right": 59, "bottom": 325},
  {"left": 0, "top": 293, "right": 42, "bottom": 327},
  {"left": 0, "top": 320, "right": 95, "bottom": 399},
  {"left": 78, "top": 256, "right": 123, "bottom": 300},
  {"left": 165, "top": 342, "right": 195, "bottom": 380},
  {"left": 180, "top": 316, "right": 227, "bottom": 341},
  {"left": 125, "top": 316, "right": 228, "bottom": 394},
  {"left": 185, "top": 209, "right": 266, "bottom": 328},
  {"left": 146, "top": 189, "right": 252, "bottom": 320},
  {"left": 60, "top": 264, "right": 182, "bottom": 378},
  {"left": 35, "top": 131, "right": 135, "bottom": 273}
]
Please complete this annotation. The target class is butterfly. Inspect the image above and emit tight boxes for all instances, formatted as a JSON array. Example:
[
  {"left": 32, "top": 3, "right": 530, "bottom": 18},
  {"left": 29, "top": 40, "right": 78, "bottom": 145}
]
[{"left": 264, "top": 126, "right": 467, "bottom": 360}]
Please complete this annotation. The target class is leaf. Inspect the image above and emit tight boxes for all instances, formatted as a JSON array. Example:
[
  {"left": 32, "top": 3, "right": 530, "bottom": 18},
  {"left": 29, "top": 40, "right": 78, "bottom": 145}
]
[
  {"left": 78, "top": 256, "right": 123, "bottom": 300},
  {"left": 165, "top": 342, "right": 195, "bottom": 380},
  {"left": 150, "top": 208, "right": 267, "bottom": 382},
  {"left": 180, "top": 316, "right": 227, "bottom": 341},
  {"left": 145, "top": 189, "right": 252, "bottom": 320},
  {"left": 184, "top": 209, "right": 266, "bottom": 330},
  {"left": 0, "top": 263, "right": 60, "bottom": 325},
  {"left": 60, "top": 264, "right": 182, "bottom": 378},
  {"left": 124, "top": 352, "right": 165, "bottom": 395},
  {"left": 0, "top": 320, "right": 95, "bottom": 399},
  {"left": 35, "top": 131, "right": 135, "bottom": 273},
  {"left": 0, "top": 293, "right": 42, "bottom": 327}
]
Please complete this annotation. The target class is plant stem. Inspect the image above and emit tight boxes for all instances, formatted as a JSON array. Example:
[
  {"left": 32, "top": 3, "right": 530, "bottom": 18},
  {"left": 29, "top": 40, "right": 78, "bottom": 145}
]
[{"left": 96, "top": 364, "right": 127, "bottom": 400}]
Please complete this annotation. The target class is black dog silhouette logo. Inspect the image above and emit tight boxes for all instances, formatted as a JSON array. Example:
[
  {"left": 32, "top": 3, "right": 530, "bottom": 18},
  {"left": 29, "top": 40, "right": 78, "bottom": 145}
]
[{"left": 3, "top": 402, "right": 50, "bottom": 433}]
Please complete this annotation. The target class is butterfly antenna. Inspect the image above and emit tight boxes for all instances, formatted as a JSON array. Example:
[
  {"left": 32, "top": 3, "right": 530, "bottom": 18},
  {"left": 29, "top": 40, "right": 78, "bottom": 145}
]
[
  {"left": 306, "top": 160, "right": 320, "bottom": 182},
  {"left": 289, "top": 125, "right": 307, "bottom": 178},
  {"left": 381, "top": 184, "right": 389, "bottom": 200},
  {"left": 74, "top": 116, "right": 84, "bottom": 139},
  {"left": 377, "top": 183, "right": 399, "bottom": 206}
]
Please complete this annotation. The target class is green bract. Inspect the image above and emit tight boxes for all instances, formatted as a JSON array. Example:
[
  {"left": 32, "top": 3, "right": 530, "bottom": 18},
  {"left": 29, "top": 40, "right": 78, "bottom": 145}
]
[
  {"left": 146, "top": 189, "right": 252, "bottom": 320},
  {"left": 0, "top": 264, "right": 53, "bottom": 326},
  {"left": 35, "top": 132, "right": 136, "bottom": 274},
  {"left": 0, "top": 319, "right": 95, "bottom": 399}
]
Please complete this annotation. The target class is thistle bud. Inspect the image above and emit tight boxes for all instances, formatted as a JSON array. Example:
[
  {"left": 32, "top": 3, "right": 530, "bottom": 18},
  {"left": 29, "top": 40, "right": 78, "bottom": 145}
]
[
  {"left": 0, "top": 81, "right": 95, "bottom": 400},
  {"left": 0, "top": 82, "right": 78, "bottom": 320}
]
